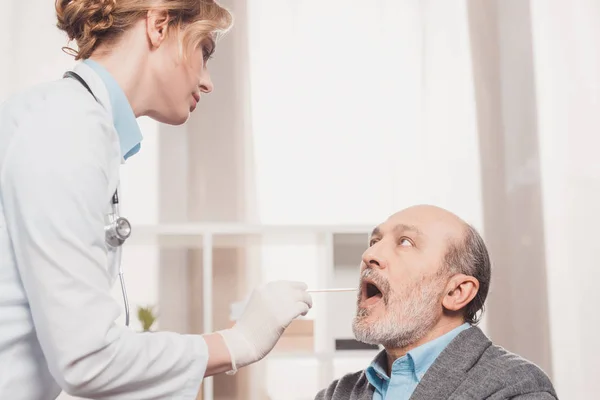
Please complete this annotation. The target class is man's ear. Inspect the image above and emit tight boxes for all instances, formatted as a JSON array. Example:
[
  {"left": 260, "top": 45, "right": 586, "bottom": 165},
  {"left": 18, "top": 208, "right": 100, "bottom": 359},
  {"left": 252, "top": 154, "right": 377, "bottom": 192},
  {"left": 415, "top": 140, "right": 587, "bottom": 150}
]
[
  {"left": 442, "top": 274, "right": 479, "bottom": 313},
  {"left": 146, "top": 9, "right": 171, "bottom": 48}
]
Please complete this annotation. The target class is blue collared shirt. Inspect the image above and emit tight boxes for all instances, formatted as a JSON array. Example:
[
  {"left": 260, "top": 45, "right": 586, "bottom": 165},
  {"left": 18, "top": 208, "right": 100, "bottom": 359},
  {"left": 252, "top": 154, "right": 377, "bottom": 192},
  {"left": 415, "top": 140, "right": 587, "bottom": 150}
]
[
  {"left": 366, "top": 323, "right": 471, "bottom": 400},
  {"left": 82, "top": 59, "right": 143, "bottom": 160}
]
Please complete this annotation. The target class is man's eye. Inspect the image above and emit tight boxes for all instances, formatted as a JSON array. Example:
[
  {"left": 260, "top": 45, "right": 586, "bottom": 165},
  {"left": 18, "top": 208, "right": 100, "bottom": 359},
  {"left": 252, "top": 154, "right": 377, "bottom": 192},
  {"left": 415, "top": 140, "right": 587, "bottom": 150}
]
[
  {"left": 399, "top": 238, "right": 413, "bottom": 247},
  {"left": 369, "top": 239, "right": 379, "bottom": 247}
]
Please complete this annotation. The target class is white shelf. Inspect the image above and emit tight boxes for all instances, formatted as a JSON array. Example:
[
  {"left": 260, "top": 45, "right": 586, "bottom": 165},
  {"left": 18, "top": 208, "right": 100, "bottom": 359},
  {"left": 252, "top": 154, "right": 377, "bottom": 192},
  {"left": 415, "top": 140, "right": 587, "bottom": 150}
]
[
  {"left": 133, "top": 223, "right": 374, "bottom": 235},
  {"left": 127, "top": 224, "right": 373, "bottom": 248}
]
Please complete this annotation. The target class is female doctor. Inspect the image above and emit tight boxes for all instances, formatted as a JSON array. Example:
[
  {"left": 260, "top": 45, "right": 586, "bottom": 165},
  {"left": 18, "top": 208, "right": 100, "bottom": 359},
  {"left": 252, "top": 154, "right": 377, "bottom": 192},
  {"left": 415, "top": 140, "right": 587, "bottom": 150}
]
[{"left": 0, "top": 0, "right": 313, "bottom": 399}]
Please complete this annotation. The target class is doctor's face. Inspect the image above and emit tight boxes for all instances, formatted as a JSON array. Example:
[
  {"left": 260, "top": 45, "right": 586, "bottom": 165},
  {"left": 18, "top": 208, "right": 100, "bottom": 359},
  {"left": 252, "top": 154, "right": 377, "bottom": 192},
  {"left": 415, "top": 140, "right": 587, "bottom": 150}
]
[
  {"left": 352, "top": 206, "right": 463, "bottom": 349},
  {"left": 149, "top": 32, "right": 215, "bottom": 125}
]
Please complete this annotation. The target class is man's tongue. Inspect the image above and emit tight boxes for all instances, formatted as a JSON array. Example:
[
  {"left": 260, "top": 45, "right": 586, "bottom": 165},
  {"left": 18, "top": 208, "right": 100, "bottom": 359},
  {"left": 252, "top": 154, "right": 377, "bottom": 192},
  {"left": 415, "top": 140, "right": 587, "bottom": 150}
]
[{"left": 365, "top": 282, "right": 383, "bottom": 306}]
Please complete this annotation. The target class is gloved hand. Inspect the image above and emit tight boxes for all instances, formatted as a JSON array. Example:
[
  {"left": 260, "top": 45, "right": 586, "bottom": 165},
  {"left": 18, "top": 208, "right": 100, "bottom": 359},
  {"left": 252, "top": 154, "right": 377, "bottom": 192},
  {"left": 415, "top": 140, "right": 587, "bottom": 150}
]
[{"left": 217, "top": 281, "right": 313, "bottom": 373}]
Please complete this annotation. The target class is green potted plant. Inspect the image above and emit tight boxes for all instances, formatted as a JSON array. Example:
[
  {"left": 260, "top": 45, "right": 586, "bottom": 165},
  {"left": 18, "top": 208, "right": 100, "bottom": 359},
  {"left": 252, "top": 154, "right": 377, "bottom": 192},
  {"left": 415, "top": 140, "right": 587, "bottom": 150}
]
[{"left": 137, "top": 305, "right": 158, "bottom": 332}]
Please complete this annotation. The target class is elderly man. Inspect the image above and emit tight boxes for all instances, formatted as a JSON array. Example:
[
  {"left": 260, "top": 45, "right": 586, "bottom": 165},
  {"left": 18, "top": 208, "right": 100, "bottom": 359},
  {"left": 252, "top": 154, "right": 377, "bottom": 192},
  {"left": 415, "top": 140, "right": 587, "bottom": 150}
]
[{"left": 315, "top": 205, "right": 556, "bottom": 400}]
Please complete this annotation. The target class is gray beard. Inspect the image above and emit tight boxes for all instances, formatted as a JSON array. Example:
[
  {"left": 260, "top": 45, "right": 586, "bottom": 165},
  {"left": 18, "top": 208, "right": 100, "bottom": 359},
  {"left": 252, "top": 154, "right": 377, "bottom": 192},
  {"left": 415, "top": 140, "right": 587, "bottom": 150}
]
[{"left": 352, "top": 272, "right": 443, "bottom": 349}]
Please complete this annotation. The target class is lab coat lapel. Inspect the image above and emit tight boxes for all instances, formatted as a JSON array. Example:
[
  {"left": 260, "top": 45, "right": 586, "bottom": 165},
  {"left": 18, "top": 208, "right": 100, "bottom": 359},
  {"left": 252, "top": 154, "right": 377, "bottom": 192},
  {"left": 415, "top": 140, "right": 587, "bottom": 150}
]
[{"left": 70, "top": 62, "right": 123, "bottom": 282}]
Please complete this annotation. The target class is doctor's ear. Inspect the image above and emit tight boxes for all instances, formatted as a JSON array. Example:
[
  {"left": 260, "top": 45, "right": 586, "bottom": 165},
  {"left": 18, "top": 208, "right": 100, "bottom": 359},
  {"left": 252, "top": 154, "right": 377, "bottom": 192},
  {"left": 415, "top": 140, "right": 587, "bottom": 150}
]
[{"left": 146, "top": 9, "right": 171, "bottom": 47}]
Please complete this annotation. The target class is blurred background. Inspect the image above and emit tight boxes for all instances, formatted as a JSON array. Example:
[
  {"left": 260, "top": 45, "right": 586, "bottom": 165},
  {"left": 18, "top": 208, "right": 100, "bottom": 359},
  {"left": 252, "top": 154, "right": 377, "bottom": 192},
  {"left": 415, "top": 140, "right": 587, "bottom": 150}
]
[{"left": 1, "top": 0, "right": 598, "bottom": 399}]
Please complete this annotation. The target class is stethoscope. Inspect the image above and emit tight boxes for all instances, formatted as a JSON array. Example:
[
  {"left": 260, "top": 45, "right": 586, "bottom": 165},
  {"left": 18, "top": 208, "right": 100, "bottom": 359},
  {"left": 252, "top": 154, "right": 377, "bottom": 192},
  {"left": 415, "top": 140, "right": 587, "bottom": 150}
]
[
  {"left": 64, "top": 70, "right": 133, "bottom": 327},
  {"left": 106, "top": 189, "right": 132, "bottom": 326}
]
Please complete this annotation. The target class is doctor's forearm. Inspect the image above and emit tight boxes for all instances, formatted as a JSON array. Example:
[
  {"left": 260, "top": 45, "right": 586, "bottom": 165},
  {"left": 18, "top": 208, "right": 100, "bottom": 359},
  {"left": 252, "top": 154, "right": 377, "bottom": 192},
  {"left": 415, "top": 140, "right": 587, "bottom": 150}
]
[{"left": 202, "top": 333, "right": 233, "bottom": 377}]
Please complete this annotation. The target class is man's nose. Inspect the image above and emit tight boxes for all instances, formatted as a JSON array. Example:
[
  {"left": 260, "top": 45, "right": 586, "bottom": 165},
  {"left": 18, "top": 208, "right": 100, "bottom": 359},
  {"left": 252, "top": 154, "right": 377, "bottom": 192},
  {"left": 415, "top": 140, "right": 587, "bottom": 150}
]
[{"left": 361, "top": 247, "right": 388, "bottom": 270}]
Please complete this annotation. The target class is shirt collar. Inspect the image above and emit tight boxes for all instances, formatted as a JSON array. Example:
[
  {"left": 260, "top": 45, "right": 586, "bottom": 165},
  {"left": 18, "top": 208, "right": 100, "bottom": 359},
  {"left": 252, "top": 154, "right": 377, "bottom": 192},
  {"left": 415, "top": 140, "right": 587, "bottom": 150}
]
[
  {"left": 366, "top": 323, "right": 472, "bottom": 390},
  {"left": 365, "top": 351, "right": 390, "bottom": 392},
  {"left": 81, "top": 59, "right": 143, "bottom": 160}
]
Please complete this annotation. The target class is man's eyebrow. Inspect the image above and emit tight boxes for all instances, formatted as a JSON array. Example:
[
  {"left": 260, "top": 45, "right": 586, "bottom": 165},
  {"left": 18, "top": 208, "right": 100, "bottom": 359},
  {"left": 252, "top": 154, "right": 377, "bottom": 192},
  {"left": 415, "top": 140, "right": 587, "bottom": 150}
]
[
  {"left": 370, "top": 224, "right": 422, "bottom": 237},
  {"left": 370, "top": 226, "right": 381, "bottom": 238},
  {"left": 393, "top": 223, "right": 423, "bottom": 237}
]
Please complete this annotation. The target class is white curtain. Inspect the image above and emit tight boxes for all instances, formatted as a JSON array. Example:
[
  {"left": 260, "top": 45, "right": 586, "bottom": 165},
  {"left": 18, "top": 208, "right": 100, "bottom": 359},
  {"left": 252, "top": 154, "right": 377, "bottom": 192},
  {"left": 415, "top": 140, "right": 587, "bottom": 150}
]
[{"left": 530, "top": 0, "right": 600, "bottom": 397}]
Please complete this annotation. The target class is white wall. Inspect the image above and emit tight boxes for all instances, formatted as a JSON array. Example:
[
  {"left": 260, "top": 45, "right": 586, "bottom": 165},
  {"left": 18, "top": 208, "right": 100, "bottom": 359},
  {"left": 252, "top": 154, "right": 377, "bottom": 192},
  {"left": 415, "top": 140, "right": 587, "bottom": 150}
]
[
  {"left": 248, "top": 0, "right": 484, "bottom": 229},
  {"left": 0, "top": 1, "right": 71, "bottom": 102}
]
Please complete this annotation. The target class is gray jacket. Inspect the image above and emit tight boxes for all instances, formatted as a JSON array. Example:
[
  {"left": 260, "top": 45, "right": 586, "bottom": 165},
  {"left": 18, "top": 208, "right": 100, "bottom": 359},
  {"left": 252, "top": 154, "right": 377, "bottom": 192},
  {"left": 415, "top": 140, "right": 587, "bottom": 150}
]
[{"left": 315, "top": 327, "right": 557, "bottom": 400}]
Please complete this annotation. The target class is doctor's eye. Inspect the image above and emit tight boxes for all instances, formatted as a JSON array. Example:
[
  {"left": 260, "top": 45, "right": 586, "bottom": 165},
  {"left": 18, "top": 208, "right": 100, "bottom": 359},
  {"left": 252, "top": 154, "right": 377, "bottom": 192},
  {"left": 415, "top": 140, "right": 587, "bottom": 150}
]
[
  {"left": 202, "top": 44, "right": 215, "bottom": 62},
  {"left": 369, "top": 238, "right": 379, "bottom": 247}
]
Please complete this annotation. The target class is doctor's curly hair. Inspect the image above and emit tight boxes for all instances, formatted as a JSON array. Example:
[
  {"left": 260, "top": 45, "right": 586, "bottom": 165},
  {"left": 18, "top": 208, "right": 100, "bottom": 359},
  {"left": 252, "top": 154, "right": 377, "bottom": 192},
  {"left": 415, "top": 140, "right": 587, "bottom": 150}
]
[{"left": 56, "top": 0, "right": 232, "bottom": 60}]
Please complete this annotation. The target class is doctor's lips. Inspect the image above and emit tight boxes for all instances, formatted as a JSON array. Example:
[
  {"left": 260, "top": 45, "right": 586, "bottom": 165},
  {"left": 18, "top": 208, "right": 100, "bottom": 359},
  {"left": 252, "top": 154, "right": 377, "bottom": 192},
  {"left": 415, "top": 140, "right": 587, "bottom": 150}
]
[{"left": 190, "top": 92, "right": 200, "bottom": 111}]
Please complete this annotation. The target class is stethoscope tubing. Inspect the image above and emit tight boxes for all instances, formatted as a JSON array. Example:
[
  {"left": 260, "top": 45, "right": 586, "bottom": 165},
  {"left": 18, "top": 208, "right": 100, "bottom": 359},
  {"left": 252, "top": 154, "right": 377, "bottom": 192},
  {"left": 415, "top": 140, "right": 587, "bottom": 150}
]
[{"left": 64, "top": 70, "right": 131, "bottom": 327}]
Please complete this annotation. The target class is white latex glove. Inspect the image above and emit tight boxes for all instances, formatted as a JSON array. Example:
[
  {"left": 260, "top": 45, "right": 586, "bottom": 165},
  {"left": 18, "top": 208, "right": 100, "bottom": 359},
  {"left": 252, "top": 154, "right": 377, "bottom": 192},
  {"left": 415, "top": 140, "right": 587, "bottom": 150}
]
[{"left": 217, "top": 281, "right": 313, "bottom": 373}]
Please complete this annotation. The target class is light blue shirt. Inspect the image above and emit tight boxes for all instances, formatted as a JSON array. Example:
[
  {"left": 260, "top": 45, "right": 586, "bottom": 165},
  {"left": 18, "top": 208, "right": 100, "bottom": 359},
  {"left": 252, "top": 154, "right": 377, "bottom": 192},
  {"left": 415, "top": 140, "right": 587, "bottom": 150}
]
[
  {"left": 365, "top": 323, "right": 471, "bottom": 400},
  {"left": 82, "top": 59, "right": 143, "bottom": 160}
]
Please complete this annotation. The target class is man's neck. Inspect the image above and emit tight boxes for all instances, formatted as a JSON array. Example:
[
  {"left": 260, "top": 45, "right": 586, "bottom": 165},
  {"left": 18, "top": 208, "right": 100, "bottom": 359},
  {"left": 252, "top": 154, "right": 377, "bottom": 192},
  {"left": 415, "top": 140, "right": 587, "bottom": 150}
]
[{"left": 385, "top": 318, "right": 465, "bottom": 373}]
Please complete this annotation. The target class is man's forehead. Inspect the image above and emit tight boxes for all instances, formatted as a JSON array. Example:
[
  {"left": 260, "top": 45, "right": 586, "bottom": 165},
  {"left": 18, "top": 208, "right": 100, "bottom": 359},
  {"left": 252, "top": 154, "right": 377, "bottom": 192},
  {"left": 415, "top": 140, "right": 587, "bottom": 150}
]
[
  {"left": 370, "top": 222, "right": 423, "bottom": 237},
  {"left": 371, "top": 206, "right": 466, "bottom": 240}
]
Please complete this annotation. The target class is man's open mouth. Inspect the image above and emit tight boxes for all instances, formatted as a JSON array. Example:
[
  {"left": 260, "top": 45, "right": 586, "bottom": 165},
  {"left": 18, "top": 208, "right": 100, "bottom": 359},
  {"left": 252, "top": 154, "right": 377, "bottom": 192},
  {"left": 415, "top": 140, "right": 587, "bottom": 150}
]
[{"left": 361, "top": 279, "right": 384, "bottom": 307}]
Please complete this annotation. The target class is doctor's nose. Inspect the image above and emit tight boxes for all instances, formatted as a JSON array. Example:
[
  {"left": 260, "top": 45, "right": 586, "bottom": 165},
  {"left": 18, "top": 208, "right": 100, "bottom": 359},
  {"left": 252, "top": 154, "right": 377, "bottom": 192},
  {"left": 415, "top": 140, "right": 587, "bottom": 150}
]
[{"left": 199, "top": 73, "right": 213, "bottom": 94}]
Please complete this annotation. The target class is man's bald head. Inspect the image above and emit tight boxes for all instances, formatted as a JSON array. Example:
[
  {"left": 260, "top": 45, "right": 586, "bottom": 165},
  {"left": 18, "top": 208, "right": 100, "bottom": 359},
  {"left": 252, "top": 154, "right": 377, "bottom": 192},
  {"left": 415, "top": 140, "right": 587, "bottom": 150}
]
[
  {"left": 353, "top": 204, "right": 491, "bottom": 349},
  {"left": 382, "top": 204, "right": 469, "bottom": 246}
]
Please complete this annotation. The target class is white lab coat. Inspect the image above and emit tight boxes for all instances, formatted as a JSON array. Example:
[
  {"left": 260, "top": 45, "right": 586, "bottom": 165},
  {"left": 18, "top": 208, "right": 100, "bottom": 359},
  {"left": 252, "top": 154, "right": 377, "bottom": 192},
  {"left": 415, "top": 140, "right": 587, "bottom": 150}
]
[{"left": 0, "top": 63, "right": 208, "bottom": 400}]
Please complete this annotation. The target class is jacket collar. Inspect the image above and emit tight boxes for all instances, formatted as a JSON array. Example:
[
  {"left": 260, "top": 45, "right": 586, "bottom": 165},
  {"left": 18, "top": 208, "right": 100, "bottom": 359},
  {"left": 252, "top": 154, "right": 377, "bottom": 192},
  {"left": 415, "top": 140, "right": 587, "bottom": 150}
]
[
  {"left": 366, "top": 323, "right": 471, "bottom": 390},
  {"left": 409, "top": 326, "right": 492, "bottom": 400}
]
